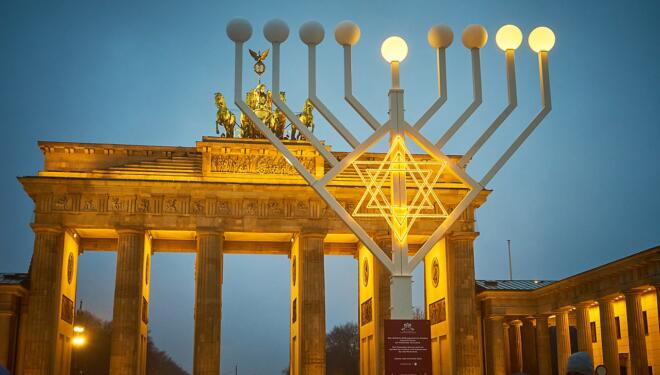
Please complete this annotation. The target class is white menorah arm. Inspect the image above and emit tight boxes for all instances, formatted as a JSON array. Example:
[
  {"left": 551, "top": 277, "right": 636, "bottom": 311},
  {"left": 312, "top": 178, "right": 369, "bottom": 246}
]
[
  {"left": 307, "top": 45, "right": 360, "bottom": 148},
  {"left": 271, "top": 43, "right": 339, "bottom": 167},
  {"left": 343, "top": 45, "right": 382, "bottom": 131},
  {"left": 406, "top": 187, "right": 484, "bottom": 272},
  {"left": 436, "top": 48, "right": 483, "bottom": 148},
  {"left": 315, "top": 122, "right": 391, "bottom": 187},
  {"left": 233, "top": 39, "right": 396, "bottom": 273},
  {"left": 480, "top": 51, "right": 552, "bottom": 186},
  {"left": 402, "top": 121, "right": 485, "bottom": 272},
  {"left": 233, "top": 42, "right": 316, "bottom": 185},
  {"left": 459, "top": 49, "right": 518, "bottom": 168},
  {"left": 413, "top": 48, "right": 448, "bottom": 130}
]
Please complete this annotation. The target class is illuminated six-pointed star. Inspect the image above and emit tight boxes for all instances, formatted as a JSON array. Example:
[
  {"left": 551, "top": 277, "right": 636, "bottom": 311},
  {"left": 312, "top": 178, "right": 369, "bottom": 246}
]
[{"left": 352, "top": 137, "right": 449, "bottom": 242}]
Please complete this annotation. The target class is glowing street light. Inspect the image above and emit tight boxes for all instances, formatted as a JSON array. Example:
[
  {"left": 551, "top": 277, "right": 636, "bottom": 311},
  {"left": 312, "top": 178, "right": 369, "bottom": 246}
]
[
  {"left": 72, "top": 325, "right": 87, "bottom": 348},
  {"left": 226, "top": 18, "right": 555, "bottom": 318},
  {"left": 72, "top": 335, "right": 87, "bottom": 348},
  {"left": 528, "top": 26, "right": 556, "bottom": 52},
  {"left": 496, "top": 25, "right": 523, "bottom": 51}
]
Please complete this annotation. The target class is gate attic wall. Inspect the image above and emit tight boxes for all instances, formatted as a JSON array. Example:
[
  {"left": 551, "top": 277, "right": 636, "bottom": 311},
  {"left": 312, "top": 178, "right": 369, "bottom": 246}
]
[{"left": 20, "top": 138, "right": 489, "bottom": 255}]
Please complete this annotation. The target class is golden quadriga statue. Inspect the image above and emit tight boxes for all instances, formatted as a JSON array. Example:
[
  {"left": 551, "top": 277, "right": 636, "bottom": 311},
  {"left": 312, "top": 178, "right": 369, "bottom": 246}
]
[{"left": 214, "top": 48, "right": 314, "bottom": 140}]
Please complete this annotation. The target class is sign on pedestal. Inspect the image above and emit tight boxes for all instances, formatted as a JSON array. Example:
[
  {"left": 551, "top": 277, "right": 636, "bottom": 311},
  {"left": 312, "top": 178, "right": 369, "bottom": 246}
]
[{"left": 384, "top": 319, "right": 432, "bottom": 375}]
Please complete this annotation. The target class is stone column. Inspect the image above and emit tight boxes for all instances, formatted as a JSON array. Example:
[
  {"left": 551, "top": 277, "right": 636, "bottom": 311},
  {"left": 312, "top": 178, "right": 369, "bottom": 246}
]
[
  {"left": 446, "top": 232, "right": 480, "bottom": 375},
  {"left": 22, "top": 225, "right": 64, "bottom": 375},
  {"left": 110, "top": 229, "right": 149, "bottom": 375},
  {"left": 653, "top": 283, "right": 660, "bottom": 330},
  {"left": 298, "top": 228, "right": 326, "bottom": 374},
  {"left": 503, "top": 322, "right": 511, "bottom": 375},
  {"left": 535, "top": 315, "right": 552, "bottom": 375},
  {"left": 575, "top": 302, "right": 594, "bottom": 360},
  {"left": 193, "top": 230, "right": 223, "bottom": 375},
  {"left": 624, "top": 290, "right": 648, "bottom": 375},
  {"left": 521, "top": 317, "right": 538, "bottom": 375},
  {"left": 555, "top": 310, "right": 571, "bottom": 375},
  {"left": 485, "top": 316, "right": 506, "bottom": 375},
  {"left": 655, "top": 285, "right": 660, "bottom": 333},
  {"left": 598, "top": 298, "right": 620, "bottom": 375},
  {"left": 509, "top": 320, "right": 523, "bottom": 373},
  {"left": 374, "top": 233, "right": 392, "bottom": 375}
]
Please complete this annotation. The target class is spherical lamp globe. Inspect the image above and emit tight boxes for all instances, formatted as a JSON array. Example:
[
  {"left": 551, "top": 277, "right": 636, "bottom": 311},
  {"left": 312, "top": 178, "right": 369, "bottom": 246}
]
[
  {"left": 226, "top": 18, "right": 253, "bottom": 43},
  {"left": 381, "top": 36, "right": 408, "bottom": 63},
  {"left": 334, "top": 21, "right": 361, "bottom": 46},
  {"left": 495, "top": 24, "right": 523, "bottom": 50},
  {"left": 427, "top": 25, "right": 454, "bottom": 49},
  {"left": 528, "top": 26, "right": 555, "bottom": 52},
  {"left": 263, "top": 19, "right": 289, "bottom": 43},
  {"left": 299, "top": 21, "right": 325, "bottom": 45},
  {"left": 461, "top": 24, "right": 488, "bottom": 49}
]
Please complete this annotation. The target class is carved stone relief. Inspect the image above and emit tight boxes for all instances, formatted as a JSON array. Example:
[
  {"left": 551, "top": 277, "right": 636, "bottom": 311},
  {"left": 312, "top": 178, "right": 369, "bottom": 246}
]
[{"left": 210, "top": 154, "right": 315, "bottom": 175}]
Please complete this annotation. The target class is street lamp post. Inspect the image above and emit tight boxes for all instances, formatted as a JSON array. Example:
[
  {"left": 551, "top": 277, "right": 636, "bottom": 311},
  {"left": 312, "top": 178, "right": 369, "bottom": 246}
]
[
  {"left": 72, "top": 325, "right": 87, "bottom": 375},
  {"left": 225, "top": 18, "right": 554, "bottom": 318}
]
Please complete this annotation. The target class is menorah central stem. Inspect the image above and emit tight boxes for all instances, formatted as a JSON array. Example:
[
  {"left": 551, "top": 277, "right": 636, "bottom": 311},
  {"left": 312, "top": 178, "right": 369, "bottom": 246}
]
[
  {"left": 389, "top": 87, "right": 413, "bottom": 319},
  {"left": 391, "top": 61, "right": 401, "bottom": 89}
]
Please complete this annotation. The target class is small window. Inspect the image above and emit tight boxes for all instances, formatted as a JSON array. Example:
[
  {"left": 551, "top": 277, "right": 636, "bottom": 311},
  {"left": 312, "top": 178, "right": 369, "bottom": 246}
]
[
  {"left": 615, "top": 316, "right": 621, "bottom": 339},
  {"left": 643, "top": 311, "right": 649, "bottom": 336},
  {"left": 590, "top": 321, "right": 598, "bottom": 343}
]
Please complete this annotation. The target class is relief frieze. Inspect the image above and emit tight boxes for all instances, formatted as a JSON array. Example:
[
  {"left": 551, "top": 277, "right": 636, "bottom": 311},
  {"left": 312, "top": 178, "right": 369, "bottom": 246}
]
[
  {"left": 191, "top": 200, "right": 205, "bottom": 215},
  {"left": 210, "top": 153, "right": 315, "bottom": 175},
  {"left": 38, "top": 193, "right": 349, "bottom": 223},
  {"left": 81, "top": 197, "right": 98, "bottom": 212},
  {"left": 53, "top": 195, "right": 74, "bottom": 211},
  {"left": 216, "top": 200, "right": 231, "bottom": 215}
]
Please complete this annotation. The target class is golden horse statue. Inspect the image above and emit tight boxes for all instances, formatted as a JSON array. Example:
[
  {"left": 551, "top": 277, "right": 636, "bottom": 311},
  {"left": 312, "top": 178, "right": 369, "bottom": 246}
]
[
  {"left": 214, "top": 93, "right": 237, "bottom": 137},
  {"left": 292, "top": 100, "right": 314, "bottom": 140},
  {"left": 269, "top": 92, "right": 288, "bottom": 138}
]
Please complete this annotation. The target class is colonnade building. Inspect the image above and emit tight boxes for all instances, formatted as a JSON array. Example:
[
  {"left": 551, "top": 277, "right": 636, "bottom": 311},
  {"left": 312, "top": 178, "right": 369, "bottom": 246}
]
[{"left": 0, "top": 137, "right": 657, "bottom": 375}]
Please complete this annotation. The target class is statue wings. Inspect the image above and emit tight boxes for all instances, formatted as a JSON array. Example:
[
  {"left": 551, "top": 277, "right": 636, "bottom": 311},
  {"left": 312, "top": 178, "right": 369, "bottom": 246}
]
[{"left": 249, "top": 49, "right": 269, "bottom": 62}]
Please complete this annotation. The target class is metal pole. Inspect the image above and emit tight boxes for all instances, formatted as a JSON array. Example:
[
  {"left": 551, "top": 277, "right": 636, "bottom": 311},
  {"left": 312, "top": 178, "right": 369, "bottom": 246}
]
[
  {"left": 507, "top": 239, "right": 513, "bottom": 280},
  {"left": 388, "top": 62, "right": 412, "bottom": 319}
]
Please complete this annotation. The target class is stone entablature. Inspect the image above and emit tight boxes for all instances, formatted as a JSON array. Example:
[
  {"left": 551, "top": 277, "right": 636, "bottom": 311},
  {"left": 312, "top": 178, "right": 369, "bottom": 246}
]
[
  {"left": 24, "top": 138, "right": 487, "bottom": 237},
  {"left": 478, "top": 245, "right": 660, "bottom": 317}
]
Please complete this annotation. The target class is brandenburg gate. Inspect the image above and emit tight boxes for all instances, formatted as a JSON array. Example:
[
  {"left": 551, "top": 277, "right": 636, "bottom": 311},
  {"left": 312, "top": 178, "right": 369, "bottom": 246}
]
[{"left": 18, "top": 132, "right": 487, "bottom": 374}]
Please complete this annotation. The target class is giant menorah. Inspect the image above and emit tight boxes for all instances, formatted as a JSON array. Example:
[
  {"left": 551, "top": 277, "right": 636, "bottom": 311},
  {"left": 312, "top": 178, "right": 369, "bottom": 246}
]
[{"left": 225, "top": 18, "right": 554, "bottom": 318}]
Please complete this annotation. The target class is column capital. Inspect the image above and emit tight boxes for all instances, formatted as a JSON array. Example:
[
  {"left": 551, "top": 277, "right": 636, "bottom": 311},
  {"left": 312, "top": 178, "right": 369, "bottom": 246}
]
[
  {"left": 486, "top": 315, "right": 506, "bottom": 322},
  {"left": 574, "top": 301, "right": 594, "bottom": 309},
  {"left": 115, "top": 226, "right": 144, "bottom": 235},
  {"left": 195, "top": 226, "right": 224, "bottom": 237},
  {"left": 447, "top": 231, "right": 479, "bottom": 241},
  {"left": 596, "top": 294, "right": 621, "bottom": 304},
  {"left": 553, "top": 306, "right": 573, "bottom": 314},
  {"left": 31, "top": 223, "right": 63, "bottom": 233},
  {"left": 509, "top": 319, "right": 523, "bottom": 327},
  {"left": 623, "top": 288, "right": 646, "bottom": 296},
  {"left": 300, "top": 227, "right": 327, "bottom": 238}
]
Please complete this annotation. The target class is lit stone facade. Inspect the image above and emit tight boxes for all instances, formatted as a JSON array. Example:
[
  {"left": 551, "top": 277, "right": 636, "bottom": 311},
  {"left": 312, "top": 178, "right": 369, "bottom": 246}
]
[
  {"left": 478, "top": 247, "right": 660, "bottom": 375},
  {"left": 0, "top": 137, "right": 657, "bottom": 375}
]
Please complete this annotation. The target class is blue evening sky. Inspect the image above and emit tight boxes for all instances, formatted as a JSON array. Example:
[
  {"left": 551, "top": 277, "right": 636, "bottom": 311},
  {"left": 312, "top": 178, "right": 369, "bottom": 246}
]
[{"left": 1, "top": 0, "right": 659, "bottom": 373}]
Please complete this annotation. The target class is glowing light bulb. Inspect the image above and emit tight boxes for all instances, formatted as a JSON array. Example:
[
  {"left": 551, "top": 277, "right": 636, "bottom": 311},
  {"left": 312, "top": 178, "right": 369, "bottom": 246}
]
[
  {"left": 72, "top": 335, "right": 87, "bottom": 347},
  {"left": 495, "top": 25, "right": 523, "bottom": 51},
  {"left": 528, "top": 26, "right": 555, "bottom": 53},
  {"left": 73, "top": 325, "right": 85, "bottom": 333},
  {"left": 381, "top": 36, "right": 408, "bottom": 63}
]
